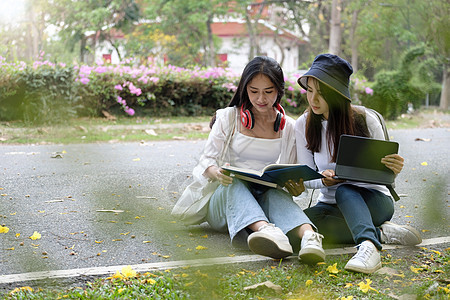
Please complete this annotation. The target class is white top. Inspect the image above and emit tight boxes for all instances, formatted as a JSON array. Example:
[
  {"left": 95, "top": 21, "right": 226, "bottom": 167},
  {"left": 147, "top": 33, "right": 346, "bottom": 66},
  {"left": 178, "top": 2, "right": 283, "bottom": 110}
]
[
  {"left": 294, "top": 109, "right": 391, "bottom": 204},
  {"left": 193, "top": 106, "right": 297, "bottom": 185},
  {"left": 230, "top": 132, "right": 281, "bottom": 172}
]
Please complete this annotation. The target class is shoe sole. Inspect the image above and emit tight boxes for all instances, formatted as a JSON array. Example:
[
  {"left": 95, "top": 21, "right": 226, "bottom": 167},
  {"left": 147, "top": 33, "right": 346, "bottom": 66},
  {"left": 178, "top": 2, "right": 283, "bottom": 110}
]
[
  {"left": 298, "top": 248, "right": 325, "bottom": 265},
  {"left": 383, "top": 221, "right": 422, "bottom": 245},
  {"left": 248, "top": 234, "right": 293, "bottom": 259},
  {"left": 344, "top": 261, "right": 382, "bottom": 274}
]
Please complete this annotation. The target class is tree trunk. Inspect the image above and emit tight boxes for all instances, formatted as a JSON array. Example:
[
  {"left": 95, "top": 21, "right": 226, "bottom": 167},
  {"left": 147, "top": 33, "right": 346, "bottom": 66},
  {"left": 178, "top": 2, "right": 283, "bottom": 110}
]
[
  {"left": 206, "top": 15, "right": 215, "bottom": 67},
  {"left": 440, "top": 63, "right": 449, "bottom": 110},
  {"left": 350, "top": 9, "right": 360, "bottom": 72},
  {"left": 245, "top": 13, "right": 256, "bottom": 60},
  {"left": 80, "top": 36, "right": 87, "bottom": 63},
  {"left": 329, "top": 0, "right": 342, "bottom": 55},
  {"left": 274, "top": 36, "right": 285, "bottom": 67}
]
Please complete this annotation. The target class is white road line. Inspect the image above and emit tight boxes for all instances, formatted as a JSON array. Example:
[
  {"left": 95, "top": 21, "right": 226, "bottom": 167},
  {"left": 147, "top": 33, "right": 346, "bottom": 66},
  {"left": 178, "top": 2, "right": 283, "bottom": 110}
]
[{"left": 1, "top": 236, "right": 449, "bottom": 285}]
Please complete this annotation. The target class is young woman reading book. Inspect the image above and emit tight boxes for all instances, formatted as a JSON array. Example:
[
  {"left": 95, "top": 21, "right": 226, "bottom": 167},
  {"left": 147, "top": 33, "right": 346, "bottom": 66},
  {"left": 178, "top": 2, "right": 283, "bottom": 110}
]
[
  {"left": 174, "top": 56, "right": 325, "bottom": 263},
  {"left": 294, "top": 54, "right": 422, "bottom": 274}
]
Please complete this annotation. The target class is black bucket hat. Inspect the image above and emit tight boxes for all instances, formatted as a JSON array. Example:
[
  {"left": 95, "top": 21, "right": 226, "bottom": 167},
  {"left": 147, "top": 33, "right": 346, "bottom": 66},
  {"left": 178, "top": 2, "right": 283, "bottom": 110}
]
[{"left": 298, "top": 53, "right": 353, "bottom": 101}]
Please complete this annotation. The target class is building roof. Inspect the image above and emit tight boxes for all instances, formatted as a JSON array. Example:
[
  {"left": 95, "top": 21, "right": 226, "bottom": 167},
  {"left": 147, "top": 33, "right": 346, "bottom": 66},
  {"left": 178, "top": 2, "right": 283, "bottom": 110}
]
[{"left": 211, "top": 21, "right": 306, "bottom": 44}]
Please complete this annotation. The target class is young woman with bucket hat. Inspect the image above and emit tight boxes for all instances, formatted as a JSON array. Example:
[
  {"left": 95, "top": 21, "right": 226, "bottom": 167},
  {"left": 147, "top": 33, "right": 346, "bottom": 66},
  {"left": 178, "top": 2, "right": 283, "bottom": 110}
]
[{"left": 294, "top": 54, "right": 422, "bottom": 274}]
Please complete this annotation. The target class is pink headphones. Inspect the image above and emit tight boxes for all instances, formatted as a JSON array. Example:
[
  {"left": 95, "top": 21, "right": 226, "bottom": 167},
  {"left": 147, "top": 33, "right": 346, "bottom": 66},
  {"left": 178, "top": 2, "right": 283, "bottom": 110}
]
[{"left": 240, "top": 103, "right": 286, "bottom": 132}]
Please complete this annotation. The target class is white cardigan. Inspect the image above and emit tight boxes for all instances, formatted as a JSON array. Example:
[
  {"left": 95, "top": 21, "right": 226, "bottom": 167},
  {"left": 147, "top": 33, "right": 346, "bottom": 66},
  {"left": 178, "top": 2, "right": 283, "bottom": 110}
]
[
  {"left": 193, "top": 106, "right": 298, "bottom": 185},
  {"left": 295, "top": 109, "right": 391, "bottom": 204}
]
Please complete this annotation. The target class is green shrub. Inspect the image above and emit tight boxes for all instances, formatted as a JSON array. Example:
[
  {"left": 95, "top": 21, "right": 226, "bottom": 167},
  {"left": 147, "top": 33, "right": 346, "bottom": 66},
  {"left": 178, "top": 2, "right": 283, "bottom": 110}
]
[
  {"left": 360, "top": 46, "right": 438, "bottom": 120},
  {"left": 0, "top": 60, "right": 78, "bottom": 124}
]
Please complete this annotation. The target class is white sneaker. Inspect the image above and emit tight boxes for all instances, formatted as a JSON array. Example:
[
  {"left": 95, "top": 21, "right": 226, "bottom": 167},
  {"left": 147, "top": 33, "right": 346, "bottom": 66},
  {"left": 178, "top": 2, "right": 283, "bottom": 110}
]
[
  {"left": 380, "top": 221, "right": 422, "bottom": 245},
  {"left": 345, "top": 240, "right": 381, "bottom": 274},
  {"left": 298, "top": 231, "right": 325, "bottom": 264},
  {"left": 247, "top": 223, "right": 293, "bottom": 259}
]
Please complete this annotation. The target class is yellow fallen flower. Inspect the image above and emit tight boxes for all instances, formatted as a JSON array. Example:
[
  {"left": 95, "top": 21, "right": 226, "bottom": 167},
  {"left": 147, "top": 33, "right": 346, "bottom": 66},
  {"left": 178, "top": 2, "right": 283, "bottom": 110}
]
[
  {"left": 29, "top": 231, "right": 41, "bottom": 240},
  {"left": 358, "top": 279, "right": 378, "bottom": 293},
  {"left": 0, "top": 225, "right": 9, "bottom": 233}
]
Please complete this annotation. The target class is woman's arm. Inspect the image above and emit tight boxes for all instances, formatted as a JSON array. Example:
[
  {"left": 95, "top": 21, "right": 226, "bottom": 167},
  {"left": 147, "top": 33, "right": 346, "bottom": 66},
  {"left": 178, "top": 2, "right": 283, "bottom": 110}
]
[
  {"left": 194, "top": 108, "right": 235, "bottom": 184},
  {"left": 294, "top": 115, "right": 325, "bottom": 190}
]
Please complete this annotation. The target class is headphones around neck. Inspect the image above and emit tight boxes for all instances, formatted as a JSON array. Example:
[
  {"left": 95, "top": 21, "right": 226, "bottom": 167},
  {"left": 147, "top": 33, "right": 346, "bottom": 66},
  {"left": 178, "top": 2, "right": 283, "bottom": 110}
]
[{"left": 240, "top": 103, "right": 286, "bottom": 132}]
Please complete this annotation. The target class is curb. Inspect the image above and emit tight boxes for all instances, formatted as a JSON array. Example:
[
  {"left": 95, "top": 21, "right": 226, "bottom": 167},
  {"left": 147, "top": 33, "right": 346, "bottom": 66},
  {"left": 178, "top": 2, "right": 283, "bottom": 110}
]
[{"left": 1, "top": 236, "right": 448, "bottom": 285}]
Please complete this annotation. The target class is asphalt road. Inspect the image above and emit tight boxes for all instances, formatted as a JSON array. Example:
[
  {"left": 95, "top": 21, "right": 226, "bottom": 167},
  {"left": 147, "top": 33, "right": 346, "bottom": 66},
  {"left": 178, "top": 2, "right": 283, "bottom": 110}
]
[{"left": 0, "top": 127, "right": 449, "bottom": 278}]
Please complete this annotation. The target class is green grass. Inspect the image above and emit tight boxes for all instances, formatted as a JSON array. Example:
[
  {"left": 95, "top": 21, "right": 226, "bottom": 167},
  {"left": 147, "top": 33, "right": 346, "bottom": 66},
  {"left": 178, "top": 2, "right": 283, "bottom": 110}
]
[
  {"left": 0, "top": 116, "right": 211, "bottom": 144},
  {"left": 2, "top": 246, "right": 448, "bottom": 299},
  {"left": 1, "top": 108, "right": 448, "bottom": 145}
]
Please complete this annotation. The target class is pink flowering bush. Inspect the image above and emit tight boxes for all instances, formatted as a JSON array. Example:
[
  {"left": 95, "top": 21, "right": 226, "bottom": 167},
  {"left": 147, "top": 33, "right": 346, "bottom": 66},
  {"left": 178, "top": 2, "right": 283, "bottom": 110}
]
[
  {"left": 2, "top": 56, "right": 379, "bottom": 122},
  {"left": 73, "top": 60, "right": 242, "bottom": 117}
]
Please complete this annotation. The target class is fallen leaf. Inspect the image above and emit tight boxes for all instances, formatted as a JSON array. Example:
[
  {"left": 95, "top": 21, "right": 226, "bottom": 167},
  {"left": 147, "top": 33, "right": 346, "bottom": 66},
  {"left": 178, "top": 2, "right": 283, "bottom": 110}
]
[
  {"left": 10, "top": 286, "right": 33, "bottom": 294},
  {"left": 144, "top": 129, "right": 157, "bottom": 136},
  {"left": 421, "top": 162, "right": 428, "bottom": 166},
  {"left": 45, "top": 199, "right": 64, "bottom": 203},
  {"left": 243, "top": 281, "right": 282, "bottom": 293},
  {"left": 410, "top": 266, "right": 423, "bottom": 274},
  {"left": 51, "top": 152, "right": 64, "bottom": 158},
  {"left": 195, "top": 245, "right": 208, "bottom": 250},
  {"left": 96, "top": 210, "right": 124, "bottom": 213}
]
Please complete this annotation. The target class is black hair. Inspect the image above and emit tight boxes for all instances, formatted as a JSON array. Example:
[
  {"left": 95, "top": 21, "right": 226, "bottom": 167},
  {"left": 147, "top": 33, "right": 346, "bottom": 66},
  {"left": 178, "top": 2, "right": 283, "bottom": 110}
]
[
  {"left": 210, "top": 56, "right": 285, "bottom": 128},
  {"left": 305, "top": 80, "right": 369, "bottom": 162}
]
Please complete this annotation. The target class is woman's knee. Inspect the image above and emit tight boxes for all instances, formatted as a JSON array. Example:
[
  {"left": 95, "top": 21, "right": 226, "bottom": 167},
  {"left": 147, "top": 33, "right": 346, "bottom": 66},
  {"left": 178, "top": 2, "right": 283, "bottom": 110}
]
[{"left": 335, "top": 184, "right": 360, "bottom": 204}]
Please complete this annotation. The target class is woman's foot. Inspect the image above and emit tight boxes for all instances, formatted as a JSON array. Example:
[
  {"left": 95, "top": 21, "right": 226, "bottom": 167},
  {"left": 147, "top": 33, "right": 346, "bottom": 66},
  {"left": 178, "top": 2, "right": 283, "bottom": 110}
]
[
  {"left": 298, "top": 231, "right": 325, "bottom": 264},
  {"left": 247, "top": 223, "right": 293, "bottom": 259},
  {"left": 345, "top": 240, "right": 381, "bottom": 274},
  {"left": 380, "top": 221, "right": 422, "bottom": 245}
]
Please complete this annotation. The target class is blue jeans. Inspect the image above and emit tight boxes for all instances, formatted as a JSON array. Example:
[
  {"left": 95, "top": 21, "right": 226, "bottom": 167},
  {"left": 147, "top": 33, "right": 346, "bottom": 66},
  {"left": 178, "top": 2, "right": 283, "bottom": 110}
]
[
  {"left": 304, "top": 184, "right": 394, "bottom": 250},
  {"left": 206, "top": 179, "right": 314, "bottom": 251}
]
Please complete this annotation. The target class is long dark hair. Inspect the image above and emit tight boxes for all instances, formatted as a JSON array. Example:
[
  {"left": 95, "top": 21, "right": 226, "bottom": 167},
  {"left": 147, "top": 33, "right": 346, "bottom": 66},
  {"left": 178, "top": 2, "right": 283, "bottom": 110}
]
[
  {"left": 210, "top": 56, "right": 285, "bottom": 128},
  {"left": 305, "top": 81, "right": 369, "bottom": 162}
]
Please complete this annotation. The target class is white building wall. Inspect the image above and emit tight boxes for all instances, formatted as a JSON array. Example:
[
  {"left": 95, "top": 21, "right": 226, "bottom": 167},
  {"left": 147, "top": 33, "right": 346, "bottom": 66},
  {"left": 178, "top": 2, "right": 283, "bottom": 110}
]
[
  {"left": 94, "top": 41, "right": 123, "bottom": 65},
  {"left": 218, "top": 36, "right": 299, "bottom": 74}
]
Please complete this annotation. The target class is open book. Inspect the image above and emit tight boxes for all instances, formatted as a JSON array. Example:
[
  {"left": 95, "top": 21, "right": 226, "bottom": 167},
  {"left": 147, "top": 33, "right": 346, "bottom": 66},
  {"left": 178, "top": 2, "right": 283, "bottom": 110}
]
[{"left": 222, "top": 164, "right": 324, "bottom": 188}]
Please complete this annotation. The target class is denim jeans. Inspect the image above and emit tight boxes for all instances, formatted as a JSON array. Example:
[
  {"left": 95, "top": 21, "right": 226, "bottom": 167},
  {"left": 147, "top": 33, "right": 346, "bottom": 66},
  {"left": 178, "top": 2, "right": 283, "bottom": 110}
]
[
  {"left": 206, "top": 179, "right": 313, "bottom": 250},
  {"left": 304, "top": 184, "right": 394, "bottom": 250}
]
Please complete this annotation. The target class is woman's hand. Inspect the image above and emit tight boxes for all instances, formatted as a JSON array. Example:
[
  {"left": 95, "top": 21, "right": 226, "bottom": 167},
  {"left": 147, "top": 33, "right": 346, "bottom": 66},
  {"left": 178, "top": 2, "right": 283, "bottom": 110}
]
[
  {"left": 321, "top": 169, "right": 345, "bottom": 187},
  {"left": 381, "top": 154, "right": 404, "bottom": 175},
  {"left": 205, "top": 165, "right": 233, "bottom": 186},
  {"left": 284, "top": 178, "right": 305, "bottom": 196}
]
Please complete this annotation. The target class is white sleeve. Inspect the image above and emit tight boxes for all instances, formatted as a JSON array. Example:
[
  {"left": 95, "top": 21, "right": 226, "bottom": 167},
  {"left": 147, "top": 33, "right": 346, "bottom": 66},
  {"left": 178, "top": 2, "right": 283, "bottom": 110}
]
[
  {"left": 193, "top": 108, "right": 233, "bottom": 183},
  {"left": 294, "top": 114, "right": 325, "bottom": 189},
  {"left": 365, "top": 109, "right": 385, "bottom": 140}
]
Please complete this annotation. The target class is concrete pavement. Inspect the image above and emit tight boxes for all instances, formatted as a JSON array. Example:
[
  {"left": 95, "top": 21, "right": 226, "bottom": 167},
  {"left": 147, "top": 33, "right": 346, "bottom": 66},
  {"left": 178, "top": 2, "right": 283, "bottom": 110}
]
[{"left": 0, "top": 126, "right": 449, "bottom": 287}]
